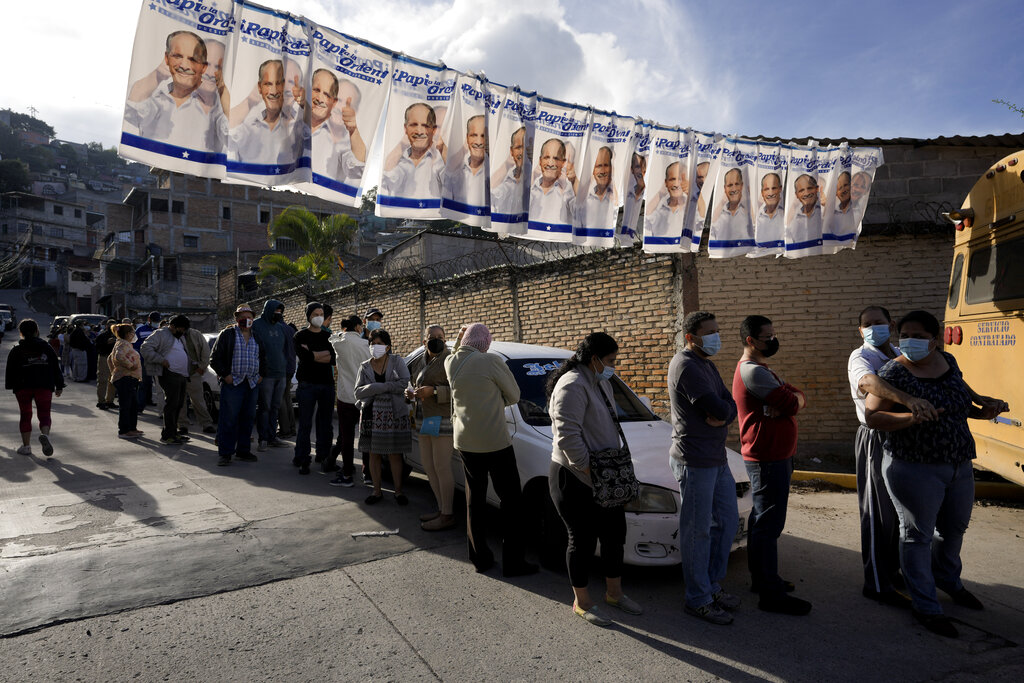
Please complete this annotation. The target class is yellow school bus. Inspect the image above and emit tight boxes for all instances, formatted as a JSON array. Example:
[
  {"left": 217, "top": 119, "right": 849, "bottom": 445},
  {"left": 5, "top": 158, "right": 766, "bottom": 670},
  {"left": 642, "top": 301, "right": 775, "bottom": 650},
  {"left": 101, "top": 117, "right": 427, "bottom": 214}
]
[{"left": 944, "top": 150, "right": 1024, "bottom": 486}]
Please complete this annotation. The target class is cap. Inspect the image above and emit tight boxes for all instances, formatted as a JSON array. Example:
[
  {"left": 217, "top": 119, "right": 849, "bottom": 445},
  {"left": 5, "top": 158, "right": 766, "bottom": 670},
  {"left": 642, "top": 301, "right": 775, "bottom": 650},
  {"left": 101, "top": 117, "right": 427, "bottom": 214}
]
[
  {"left": 365, "top": 307, "right": 383, "bottom": 320},
  {"left": 149, "top": 311, "right": 161, "bottom": 321},
  {"left": 306, "top": 301, "right": 325, "bottom": 320},
  {"left": 235, "top": 304, "right": 253, "bottom": 315}
]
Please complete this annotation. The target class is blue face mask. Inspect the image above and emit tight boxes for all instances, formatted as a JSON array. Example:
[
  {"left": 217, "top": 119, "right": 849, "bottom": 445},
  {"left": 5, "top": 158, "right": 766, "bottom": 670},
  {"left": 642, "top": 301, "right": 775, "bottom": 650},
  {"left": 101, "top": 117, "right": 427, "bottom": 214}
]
[
  {"left": 862, "top": 324, "right": 890, "bottom": 347},
  {"left": 596, "top": 360, "right": 615, "bottom": 381},
  {"left": 899, "top": 337, "right": 932, "bottom": 362},
  {"left": 366, "top": 320, "right": 382, "bottom": 332},
  {"left": 699, "top": 332, "right": 721, "bottom": 356}
]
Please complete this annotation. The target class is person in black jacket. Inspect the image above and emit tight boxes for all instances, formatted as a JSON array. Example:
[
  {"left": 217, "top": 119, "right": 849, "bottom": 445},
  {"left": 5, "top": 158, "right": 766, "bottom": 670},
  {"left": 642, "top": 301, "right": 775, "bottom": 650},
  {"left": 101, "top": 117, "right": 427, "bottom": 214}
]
[
  {"left": 68, "top": 322, "right": 92, "bottom": 382},
  {"left": 6, "top": 319, "right": 64, "bottom": 457},
  {"left": 94, "top": 319, "right": 118, "bottom": 409},
  {"left": 210, "top": 304, "right": 266, "bottom": 466}
]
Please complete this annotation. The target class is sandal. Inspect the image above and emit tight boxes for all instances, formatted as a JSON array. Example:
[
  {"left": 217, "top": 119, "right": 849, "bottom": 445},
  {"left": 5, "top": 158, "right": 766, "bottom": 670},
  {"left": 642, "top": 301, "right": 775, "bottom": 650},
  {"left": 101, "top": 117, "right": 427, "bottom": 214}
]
[
  {"left": 364, "top": 493, "right": 383, "bottom": 505},
  {"left": 394, "top": 493, "right": 409, "bottom": 506}
]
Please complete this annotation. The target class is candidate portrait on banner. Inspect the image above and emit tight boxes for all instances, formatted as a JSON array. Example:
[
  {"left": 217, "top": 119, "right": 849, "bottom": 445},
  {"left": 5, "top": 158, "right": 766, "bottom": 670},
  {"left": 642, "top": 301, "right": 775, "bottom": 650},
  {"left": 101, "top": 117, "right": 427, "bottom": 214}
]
[
  {"left": 307, "top": 69, "right": 366, "bottom": 185},
  {"left": 381, "top": 101, "right": 446, "bottom": 201}
]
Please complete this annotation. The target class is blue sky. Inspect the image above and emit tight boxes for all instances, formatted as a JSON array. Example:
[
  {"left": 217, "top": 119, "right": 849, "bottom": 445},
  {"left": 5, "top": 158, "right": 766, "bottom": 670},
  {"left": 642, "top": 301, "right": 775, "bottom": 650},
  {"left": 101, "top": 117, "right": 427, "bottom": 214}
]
[{"left": 4, "top": 0, "right": 1023, "bottom": 147}]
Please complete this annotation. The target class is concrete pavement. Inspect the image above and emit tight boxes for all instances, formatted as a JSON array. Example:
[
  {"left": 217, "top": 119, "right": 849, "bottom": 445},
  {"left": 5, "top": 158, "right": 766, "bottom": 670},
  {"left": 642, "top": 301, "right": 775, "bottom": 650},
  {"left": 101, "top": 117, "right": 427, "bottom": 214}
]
[{"left": 1, "top": 296, "right": 1024, "bottom": 681}]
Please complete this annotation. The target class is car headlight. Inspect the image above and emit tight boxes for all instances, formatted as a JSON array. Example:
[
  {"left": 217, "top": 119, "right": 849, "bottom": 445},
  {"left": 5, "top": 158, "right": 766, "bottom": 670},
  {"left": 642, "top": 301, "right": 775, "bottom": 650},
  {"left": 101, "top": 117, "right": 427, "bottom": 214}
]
[{"left": 624, "top": 485, "right": 677, "bottom": 514}]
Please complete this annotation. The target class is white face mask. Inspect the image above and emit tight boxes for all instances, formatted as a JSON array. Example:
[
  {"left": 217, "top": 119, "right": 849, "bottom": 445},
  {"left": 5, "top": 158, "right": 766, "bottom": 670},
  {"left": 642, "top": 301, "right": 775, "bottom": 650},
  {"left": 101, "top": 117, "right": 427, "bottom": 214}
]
[
  {"left": 310, "top": 316, "right": 325, "bottom": 328},
  {"left": 371, "top": 344, "right": 388, "bottom": 359}
]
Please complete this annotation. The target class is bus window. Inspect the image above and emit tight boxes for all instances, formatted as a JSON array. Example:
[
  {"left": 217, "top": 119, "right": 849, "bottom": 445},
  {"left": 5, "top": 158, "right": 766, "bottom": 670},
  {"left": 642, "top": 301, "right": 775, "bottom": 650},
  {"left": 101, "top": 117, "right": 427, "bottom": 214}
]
[
  {"left": 948, "top": 253, "right": 964, "bottom": 309},
  {"left": 965, "top": 235, "right": 1024, "bottom": 304}
]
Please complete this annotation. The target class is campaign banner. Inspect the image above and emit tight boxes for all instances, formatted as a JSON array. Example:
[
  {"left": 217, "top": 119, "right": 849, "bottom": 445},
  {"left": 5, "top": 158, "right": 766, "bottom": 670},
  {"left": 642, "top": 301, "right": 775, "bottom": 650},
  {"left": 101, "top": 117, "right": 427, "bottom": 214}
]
[
  {"left": 439, "top": 74, "right": 499, "bottom": 227},
  {"left": 297, "top": 24, "right": 391, "bottom": 207},
  {"left": 706, "top": 138, "right": 758, "bottom": 258},
  {"left": 689, "top": 132, "right": 724, "bottom": 252},
  {"left": 816, "top": 144, "right": 849, "bottom": 254},
  {"left": 572, "top": 113, "right": 635, "bottom": 247},
  {"left": 377, "top": 56, "right": 456, "bottom": 219},
  {"left": 641, "top": 127, "right": 695, "bottom": 253},
  {"left": 841, "top": 147, "right": 885, "bottom": 252},
  {"left": 525, "top": 97, "right": 591, "bottom": 242},
  {"left": 120, "top": 0, "right": 234, "bottom": 177},
  {"left": 222, "top": 1, "right": 310, "bottom": 186},
  {"left": 748, "top": 142, "right": 788, "bottom": 258},
  {"left": 486, "top": 85, "right": 537, "bottom": 236},
  {"left": 618, "top": 120, "right": 652, "bottom": 246},
  {"left": 783, "top": 143, "right": 826, "bottom": 258}
]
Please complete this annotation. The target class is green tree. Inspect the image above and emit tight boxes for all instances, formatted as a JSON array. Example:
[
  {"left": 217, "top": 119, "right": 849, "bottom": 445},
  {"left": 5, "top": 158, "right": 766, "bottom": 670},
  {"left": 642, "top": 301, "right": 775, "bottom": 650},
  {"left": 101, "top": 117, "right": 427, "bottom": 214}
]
[
  {"left": 0, "top": 159, "right": 30, "bottom": 192},
  {"left": 360, "top": 186, "right": 377, "bottom": 214},
  {"left": 256, "top": 206, "right": 357, "bottom": 289},
  {"left": 9, "top": 112, "right": 55, "bottom": 139}
]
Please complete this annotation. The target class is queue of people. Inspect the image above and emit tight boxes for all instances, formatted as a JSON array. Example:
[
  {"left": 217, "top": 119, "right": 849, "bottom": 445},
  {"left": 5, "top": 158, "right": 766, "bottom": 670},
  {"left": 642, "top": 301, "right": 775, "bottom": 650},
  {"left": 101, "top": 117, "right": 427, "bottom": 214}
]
[{"left": 5, "top": 301, "right": 1008, "bottom": 640}]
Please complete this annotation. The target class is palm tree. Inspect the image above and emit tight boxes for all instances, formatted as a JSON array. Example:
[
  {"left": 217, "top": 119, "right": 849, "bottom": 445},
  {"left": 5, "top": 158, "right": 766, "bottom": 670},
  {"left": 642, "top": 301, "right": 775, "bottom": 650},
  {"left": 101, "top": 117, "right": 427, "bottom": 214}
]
[{"left": 256, "top": 206, "right": 357, "bottom": 289}]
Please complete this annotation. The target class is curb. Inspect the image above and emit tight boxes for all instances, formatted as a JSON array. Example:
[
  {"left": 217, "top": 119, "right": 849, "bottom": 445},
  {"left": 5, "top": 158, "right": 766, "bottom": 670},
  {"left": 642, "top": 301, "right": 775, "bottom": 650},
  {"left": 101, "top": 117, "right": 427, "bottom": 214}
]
[{"left": 793, "top": 470, "right": 1024, "bottom": 502}]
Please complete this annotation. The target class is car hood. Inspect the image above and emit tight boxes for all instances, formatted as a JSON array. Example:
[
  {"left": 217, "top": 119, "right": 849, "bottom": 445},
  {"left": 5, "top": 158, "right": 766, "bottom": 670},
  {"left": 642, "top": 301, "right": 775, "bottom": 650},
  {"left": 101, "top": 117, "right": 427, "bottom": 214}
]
[{"left": 530, "top": 420, "right": 747, "bottom": 492}]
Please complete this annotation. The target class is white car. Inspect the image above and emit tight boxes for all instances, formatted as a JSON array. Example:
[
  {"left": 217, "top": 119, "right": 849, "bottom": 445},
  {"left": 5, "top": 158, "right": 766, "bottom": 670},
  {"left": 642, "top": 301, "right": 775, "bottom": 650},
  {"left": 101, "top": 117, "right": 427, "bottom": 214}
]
[
  {"left": 403, "top": 342, "right": 753, "bottom": 567},
  {"left": 201, "top": 331, "right": 298, "bottom": 419}
]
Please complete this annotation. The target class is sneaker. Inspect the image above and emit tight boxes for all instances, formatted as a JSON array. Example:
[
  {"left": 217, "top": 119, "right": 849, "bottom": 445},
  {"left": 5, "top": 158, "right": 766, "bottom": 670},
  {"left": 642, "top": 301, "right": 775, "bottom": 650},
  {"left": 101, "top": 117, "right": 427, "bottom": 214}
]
[
  {"left": 178, "top": 427, "right": 189, "bottom": 435},
  {"left": 421, "top": 514, "right": 456, "bottom": 531},
  {"left": 945, "top": 587, "right": 984, "bottom": 610},
  {"left": 758, "top": 594, "right": 812, "bottom": 616},
  {"left": 712, "top": 590, "right": 741, "bottom": 611},
  {"left": 118, "top": 433, "right": 139, "bottom": 440},
  {"left": 160, "top": 436, "right": 181, "bottom": 445},
  {"left": 175, "top": 434, "right": 191, "bottom": 442},
  {"left": 605, "top": 594, "right": 643, "bottom": 615},
  {"left": 267, "top": 439, "right": 287, "bottom": 448},
  {"left": 329, "top": 474, "right": 355, "bottom": 487},
  {"left": 16, "top": 445, "right": 32, "bottom": 456},
  {"left": 685, "top": 602, "right": 734, "bottom": 625},
  {"left": 235, "top": 453, "right": 258, "bottom": 462},
  {"left": 298, "top": 463, "right": 310, "bottom": 475},
  {"left": 573, "top": 601, "right": 612, "bottom": 627},
  {"left": 203, "top": 425, "right": 217, "bottom": 434},
  {"left": 257, "top": 440, "right": 267, "bottom": 452},
  {"left": 38, "top": 434, "right": 53, "bottom": 457},
  {"left": 128, "top": 430, "right": 145, "bottom": 438},
  {"left": 217, "top": 457, "right": 231, "bottom": 467},
  {"left": 97, "top": 402, "right": 108, "bottom": 410},
  {"left": 319, "top": 463, "right": 341, "bottom": 474},
  {"left": 912, "top": 609, "right": 958, "bottom": 638}
]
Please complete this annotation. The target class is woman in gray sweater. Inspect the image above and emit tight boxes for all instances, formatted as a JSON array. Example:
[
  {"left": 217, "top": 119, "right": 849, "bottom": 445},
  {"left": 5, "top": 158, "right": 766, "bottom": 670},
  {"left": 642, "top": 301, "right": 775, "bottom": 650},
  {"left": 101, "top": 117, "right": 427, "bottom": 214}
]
[{"left": 547, "top": 332, "right": 643, "bottom": 626}]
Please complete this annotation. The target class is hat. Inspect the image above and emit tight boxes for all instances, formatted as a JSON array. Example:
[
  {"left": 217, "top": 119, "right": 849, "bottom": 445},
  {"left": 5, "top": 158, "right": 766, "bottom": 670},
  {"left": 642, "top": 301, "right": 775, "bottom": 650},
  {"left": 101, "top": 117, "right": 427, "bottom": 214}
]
[
  {"left": 365, "top": 307, "right": 383, "bottom": 320},
  {"left": 235, "top": 304, "right": 253, "bottom": 315},
  {"left": 148, "top": 311, "right": 161, "bottom": 321},
  {"left": 461, "top": 323, "right": 492, "bottom": 353},
  {"left": 306, "top": 301, "right": 325, "bottom": 320}
]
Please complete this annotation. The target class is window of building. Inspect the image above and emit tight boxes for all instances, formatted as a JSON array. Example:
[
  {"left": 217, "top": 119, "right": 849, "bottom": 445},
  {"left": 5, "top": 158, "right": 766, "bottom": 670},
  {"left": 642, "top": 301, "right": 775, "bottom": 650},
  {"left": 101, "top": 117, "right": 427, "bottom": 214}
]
[
  {"left": 184, "top": 234, "right": 199, "bottom": 248},
  {"left": 49, "top": 226, "right": 63, "bottom": 238},
  {"left": 275, "top": 237, "right": 297, "bottom": 251},
  {"left": 162, "top": 257, "right": 178, "bottom": 282},
  {"left": 135, "top": 230, "right": 145, "bottom": 244},
  {"left": 74, "top": 208, "right": 82, "bottom": 218},
  {"left": 222, "top": 205, "right": 232, "bottom": 220},
  {"left": 171, "top": 200, "right": 185, "bottom": 214},
  {"left": 53, "top": 205, "right": 64, "bottom": 216},
  {"left": 1, "top": 223, "right": 6, "bottom": 235},
  {"left": 117, "top": 231, "right": 132, "bottom": 243},
  {"left": 18, "top": 222, "right": 29, "bottom": 233},
  {"left": 259, "top": 207, "right": 271, "bottom": 224},
  {"left": 201, "top": 265, "right": 217, "bottom": 277},
  {"left": 150, "top": 198, "right": 169, "bottom": 213},
  {"left": 71, "top": 271, "right": 94, "bottom": 282}
]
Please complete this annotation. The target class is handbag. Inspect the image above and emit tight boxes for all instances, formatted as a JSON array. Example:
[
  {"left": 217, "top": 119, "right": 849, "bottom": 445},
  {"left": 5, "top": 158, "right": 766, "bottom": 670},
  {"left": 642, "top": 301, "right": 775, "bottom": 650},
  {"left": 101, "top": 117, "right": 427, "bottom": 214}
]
[{"left": 590, "top": 386, "right": 639, "bottom": 508}]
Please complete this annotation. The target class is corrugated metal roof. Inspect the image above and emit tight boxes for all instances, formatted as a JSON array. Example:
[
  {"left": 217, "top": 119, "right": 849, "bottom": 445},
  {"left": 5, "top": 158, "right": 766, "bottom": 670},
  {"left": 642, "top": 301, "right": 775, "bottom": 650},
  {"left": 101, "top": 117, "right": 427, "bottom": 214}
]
[{"left": 742, "top": 132, "right": 1024, "bottom": 148}]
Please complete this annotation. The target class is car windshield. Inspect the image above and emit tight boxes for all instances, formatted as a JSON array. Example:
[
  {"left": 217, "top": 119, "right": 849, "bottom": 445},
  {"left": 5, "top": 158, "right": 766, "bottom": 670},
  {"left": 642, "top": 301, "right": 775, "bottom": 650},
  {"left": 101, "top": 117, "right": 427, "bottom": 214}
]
[{"left": 505, "top": 358, "right": 658, "bottom": 427}]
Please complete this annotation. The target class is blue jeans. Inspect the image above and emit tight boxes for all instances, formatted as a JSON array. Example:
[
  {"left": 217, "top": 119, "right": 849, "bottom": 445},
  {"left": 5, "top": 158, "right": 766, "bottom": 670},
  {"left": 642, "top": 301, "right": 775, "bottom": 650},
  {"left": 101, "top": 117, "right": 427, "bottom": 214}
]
[
  {"left": 672, "top": 458, "right": 739, "bottom": 608},
  {"left": 294, "top": 382, "right": 335, "bottom": 465},
  {"left": 256, "top": 376, "right": 286, "bottom": 442},
  {"left": 745, "top": 458, "right": 794, "bottom": 594},
  {"left": 882, "top": 455, "right": 974, "bottom": 615},
  {"left": 218, "top": 381, "right": 258, "bottom": 458}
]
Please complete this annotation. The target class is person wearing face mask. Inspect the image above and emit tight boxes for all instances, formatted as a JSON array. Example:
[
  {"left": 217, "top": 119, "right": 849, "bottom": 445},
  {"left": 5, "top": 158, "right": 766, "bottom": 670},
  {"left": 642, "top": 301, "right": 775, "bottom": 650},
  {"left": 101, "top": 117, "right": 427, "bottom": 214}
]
[
  {"left": 404, "top": 325, "right": 456, "bottom": 530},
  {"left": 68, "top": 321, "right": 92, "bottom": 383},
  {"left": 210, "top": 304, "right": 266, "bottom": 466},
  {"left": 109, "top": 323, "right": 144, "bottom": 439},
  {"left": 6, "top": 319, "right": 64, "bottom": 456},
  {"left": 848, "top": 305, "right": 938, "bottom": 609},
  {"left": 355, "top": 328, "right": 411, "bottom": 504},
  {"left": 732, "top": 314, "right": 811, "bottom": 617},
  {"left": 252, "top": 299, "right": 290, "bottom": 451},
  {"left": 547, "top": 332, "right": 640, "bottom": 627},
  {"left": 140, "top": 314, "right": 195, "bottom": 445},
  {"left": 866, "top": 310, "right": 1008, "bottom": 639},
  {"left": 363, "top": 308, "right": 384, "bottom": 339},
  {"left": 669, "top": 312, "right": 740, "bottom": 625},
  {"left": 328, "top": 315, "right": 371, "bottom": 485},
  {"left": 292, "top": 303, "right": 337, "bottom": 475}
]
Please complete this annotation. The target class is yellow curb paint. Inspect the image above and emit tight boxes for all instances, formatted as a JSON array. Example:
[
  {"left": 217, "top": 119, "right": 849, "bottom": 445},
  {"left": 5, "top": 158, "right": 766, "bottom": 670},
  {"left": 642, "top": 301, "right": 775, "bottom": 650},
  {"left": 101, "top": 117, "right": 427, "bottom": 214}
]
[{"left": 793, "top": 470, "right": 1024, "bottom": 502}]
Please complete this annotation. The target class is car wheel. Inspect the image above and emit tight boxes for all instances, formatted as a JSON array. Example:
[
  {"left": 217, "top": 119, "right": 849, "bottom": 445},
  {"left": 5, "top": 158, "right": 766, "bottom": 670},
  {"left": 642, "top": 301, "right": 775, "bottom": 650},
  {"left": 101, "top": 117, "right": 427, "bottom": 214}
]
[
  {"left": 525, "top": 477, "right": 568, "bottom": 572},
  {"left": 203, "top": 384, "right": 219, "bottom": 422}
]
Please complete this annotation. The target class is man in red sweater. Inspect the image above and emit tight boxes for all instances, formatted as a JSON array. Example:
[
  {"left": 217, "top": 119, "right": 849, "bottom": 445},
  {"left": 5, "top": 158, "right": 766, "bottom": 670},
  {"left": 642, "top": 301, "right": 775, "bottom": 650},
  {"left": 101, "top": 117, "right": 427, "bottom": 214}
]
[{"left": 732, "top": 315, "right": 812, "bottom": 616}]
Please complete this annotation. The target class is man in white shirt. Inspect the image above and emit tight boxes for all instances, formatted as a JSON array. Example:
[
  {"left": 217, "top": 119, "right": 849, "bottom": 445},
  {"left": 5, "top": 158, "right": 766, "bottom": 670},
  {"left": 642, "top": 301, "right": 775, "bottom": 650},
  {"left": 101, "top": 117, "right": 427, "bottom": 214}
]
[
  {"left": 529, "top": 138, "right": 577, "bottom": 231},
  {"left": 491, "top": 126, "right": 527, "bottom": 219},
  {"left": 710, "top": 168, "right": 752, "bottom": 246},
  {"left": 576, "top": 146, "right": 616, "bottom": 231},
  {"left": 382, "top": 102, "right": 445, "bottom": 200},
  {"left": 787, "top": 174, "right": 823, "bottom": 248},
  {"left": 830, "top": 171, "right": 858, "bottom": 237},
  {"left": 644, "top": 161, "right": 688, "bottom": 242},
  {"left": 620, "top": 152, "right": 647, "bottom": 240},
  {"left": 754, "top": 172, "right": 785, "bottom": 251},
  {"left": 329, "top": 315, "right": 371, "bottom": 485},
  {"left": 124, "top": 31, "right": 227, "bottom": 151},
  {"left": 140, "top": 315, "right": 194, "bottom": 445},
  {"left": 443, "top": 115, "right": 488, "bottom": 212},
  {"left": 307, "top": 69, "right": 367, "bottom": 183},
  {"left": 229, "top": 59, "right": 304, "bottom": 167},
  {"left": 847, "top": 305, "right": 936, "bottom": 607}
]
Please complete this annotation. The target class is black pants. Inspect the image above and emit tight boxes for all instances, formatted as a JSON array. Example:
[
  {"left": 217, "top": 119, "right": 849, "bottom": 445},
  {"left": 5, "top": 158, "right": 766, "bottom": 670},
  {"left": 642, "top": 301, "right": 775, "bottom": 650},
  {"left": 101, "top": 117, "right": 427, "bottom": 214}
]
[
  {"left": 549, "top": 463, "right": 626, "bottom": 587},
  {"left": 461, "top": 446, "right": 528, "bottom": 571},
  {"left": 332, "top": 400, "right": 360, "bottom": 475},
  {"left": 158, "top": 373, "right": 188, "bottom": 440},
  {"left": 114, "top": 376, "right": 139, "bottom": 434},
  {"left": 745, "top": 458, "right": 794, "bottom": 594}
]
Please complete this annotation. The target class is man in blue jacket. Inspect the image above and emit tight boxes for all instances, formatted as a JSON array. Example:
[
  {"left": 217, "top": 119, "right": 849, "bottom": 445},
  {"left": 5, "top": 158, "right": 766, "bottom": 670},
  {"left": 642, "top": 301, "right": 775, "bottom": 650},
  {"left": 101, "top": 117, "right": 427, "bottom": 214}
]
[{"left": 252, "top": 299, "right": 290, "bottom": 451}]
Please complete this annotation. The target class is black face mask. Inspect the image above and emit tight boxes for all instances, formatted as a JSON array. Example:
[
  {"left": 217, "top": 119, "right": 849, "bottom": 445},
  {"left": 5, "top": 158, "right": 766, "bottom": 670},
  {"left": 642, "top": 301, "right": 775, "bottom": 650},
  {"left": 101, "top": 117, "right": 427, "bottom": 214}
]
[
  {"left": 761, "top": 337, "right": 780, "bottom": 357},
  {"left": 273, "top": 312, "right": 283, "bottom": 323},
  {"left": 426, "top": 337, "right": 445, "bottom": 354}
]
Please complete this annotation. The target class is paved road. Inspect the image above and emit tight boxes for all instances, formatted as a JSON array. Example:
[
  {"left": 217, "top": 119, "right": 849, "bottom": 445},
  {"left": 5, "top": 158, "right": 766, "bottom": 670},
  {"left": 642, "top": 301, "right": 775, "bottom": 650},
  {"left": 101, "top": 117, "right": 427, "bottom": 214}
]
[{"left": 1, "top": 294, "right": 1023, "bottom": 681}]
